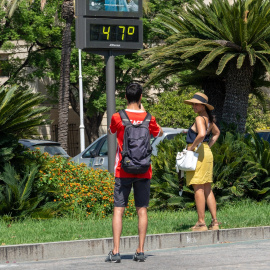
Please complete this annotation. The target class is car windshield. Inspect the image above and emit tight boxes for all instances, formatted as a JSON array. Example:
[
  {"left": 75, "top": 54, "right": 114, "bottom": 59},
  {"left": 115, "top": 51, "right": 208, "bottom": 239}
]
[{"left": 35, "top": 145, "right": 67, "bottom": 156}]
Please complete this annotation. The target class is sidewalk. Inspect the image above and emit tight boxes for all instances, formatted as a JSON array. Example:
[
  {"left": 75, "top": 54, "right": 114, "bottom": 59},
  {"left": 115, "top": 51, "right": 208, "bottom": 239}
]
[
  {"left": 1, "top": 226, "right": 270, "bottom": 263},
  {"left": 3, "top": 239, "right": 270, "bottom": 270}
]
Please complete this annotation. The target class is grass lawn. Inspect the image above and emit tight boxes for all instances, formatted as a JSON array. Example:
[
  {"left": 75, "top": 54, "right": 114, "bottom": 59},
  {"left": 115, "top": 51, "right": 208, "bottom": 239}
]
[{"left": 0, "top": 199, "right": 269, "bottom": 246}]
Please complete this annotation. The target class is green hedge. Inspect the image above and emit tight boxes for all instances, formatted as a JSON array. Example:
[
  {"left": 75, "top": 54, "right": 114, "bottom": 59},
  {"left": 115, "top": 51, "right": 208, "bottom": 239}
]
[{"left": 150, "top": 130, "right": 270, "bottom": 210}]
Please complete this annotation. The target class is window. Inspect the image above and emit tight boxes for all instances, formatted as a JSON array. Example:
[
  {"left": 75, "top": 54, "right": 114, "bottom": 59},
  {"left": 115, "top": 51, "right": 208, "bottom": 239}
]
[
  {"left": 99, "top": 139, "right": 108, "bottom": 156},
  {"left": 164, "top": 133, "right": 178, "bottom": 140},
  {"left": 82, "top": 140, "right": 100, "bottom": 158}
]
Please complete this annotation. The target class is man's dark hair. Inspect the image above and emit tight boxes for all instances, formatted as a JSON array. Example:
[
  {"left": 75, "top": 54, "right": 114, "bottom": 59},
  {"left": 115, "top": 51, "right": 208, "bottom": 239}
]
[{"left": 125, "top": 83, "right": 143, "bottom": 104}]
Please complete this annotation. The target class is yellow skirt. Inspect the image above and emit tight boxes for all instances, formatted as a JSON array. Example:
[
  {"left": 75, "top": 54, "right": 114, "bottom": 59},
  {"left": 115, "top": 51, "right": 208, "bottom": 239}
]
[{"left": 186, "top": 143, "right": 213, "bottom": 186}]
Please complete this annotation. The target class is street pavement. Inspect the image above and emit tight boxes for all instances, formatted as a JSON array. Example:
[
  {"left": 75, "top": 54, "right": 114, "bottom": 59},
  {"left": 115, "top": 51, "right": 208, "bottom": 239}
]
[{"left": 1, "top": 239, "right": 270, "bottom": 270}]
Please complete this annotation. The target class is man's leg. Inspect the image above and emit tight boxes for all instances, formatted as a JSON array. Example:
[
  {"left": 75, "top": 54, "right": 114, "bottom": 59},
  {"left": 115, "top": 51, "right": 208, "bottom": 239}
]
[
  {"left": 111, "top": 177, "right": 132, "bottom": 255},
  {"left": 112, "top": 206, "right": 125, "bottom": 254},
  {"left": 133, "top": 178, "right": 150, "bottom": 256},
  {"left": 136, "top": 206, "right": 148, "bottom": 253}
]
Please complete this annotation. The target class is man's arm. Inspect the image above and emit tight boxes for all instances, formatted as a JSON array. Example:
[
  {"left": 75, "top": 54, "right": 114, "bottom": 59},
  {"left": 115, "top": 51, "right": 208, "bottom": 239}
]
[
  {"left": 108, "top": 114, "right": 118, "bottom": 135},
  {"left": 157, "top": 124, "right": 163, "bottom": 137},
  {"left": 108, "top": 128, "right": 113, "bottom": 135}
]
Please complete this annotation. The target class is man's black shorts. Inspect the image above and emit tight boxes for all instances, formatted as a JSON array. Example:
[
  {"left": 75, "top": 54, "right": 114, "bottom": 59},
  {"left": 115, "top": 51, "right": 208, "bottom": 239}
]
[{"left": 114, "top": 177, "right": 150, "bottom": 208}]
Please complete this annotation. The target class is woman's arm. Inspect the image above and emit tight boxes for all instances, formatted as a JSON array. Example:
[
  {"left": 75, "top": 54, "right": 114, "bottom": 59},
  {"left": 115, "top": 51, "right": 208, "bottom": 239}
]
[
  {"left": 208, "top": 123, "right": 220, "bottom": 148},
  {"left": 187, "top": 116, "right": 207, "bottom": 151}
]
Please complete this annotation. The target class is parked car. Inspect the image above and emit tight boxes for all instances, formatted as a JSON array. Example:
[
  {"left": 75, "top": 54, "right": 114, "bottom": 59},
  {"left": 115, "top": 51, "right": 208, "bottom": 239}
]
[
  {"left": 19, "top": 139, "right": 70, "bottom": 158},
  {"left": 71, "top": 127, "right": 188, "bottom": 170},
  {"left": 256, "top": 130, "right": 270, "bottom": 143},
  {"left": 245, "top": 130, "right": 270, "bottom": 144},
  {"left": 151, "top": 127, "right": 188, "bottom": 156}
]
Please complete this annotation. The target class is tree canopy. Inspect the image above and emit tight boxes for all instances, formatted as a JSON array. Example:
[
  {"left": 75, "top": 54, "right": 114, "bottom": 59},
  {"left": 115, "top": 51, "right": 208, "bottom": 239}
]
[{"left": 142, "top": 0, "right": 270, "bottom": 132}]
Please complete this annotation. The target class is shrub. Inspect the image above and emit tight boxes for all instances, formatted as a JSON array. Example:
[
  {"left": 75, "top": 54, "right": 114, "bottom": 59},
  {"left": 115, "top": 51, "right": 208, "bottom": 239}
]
[
  {"left": 0, "top": 162, "right": 62, "bottom": 219},
  {"left": 151, "top": 130, "right": 270, "bottom": 211},
  {"left": 246, "top": 94, "right": 270, "bottom": 130},
  {"left": 0, "top": 132, "right": 18, "bottom": 172},
  {"left": 211, "top": 132, "right": 254, "bottom": 202},
  {"left": 212, "top": 131, "right": 270, "bottom": 202},
  {"left": 244, "top": 131, "right": 270, "bottom": 200},
  {"left": 31, "top": 151, "right": 136, "bottom": 218},
  {"left": 150, "top": 133, "right": 195, "bottom": 210},
  {"left": 148, "top": 89, "right": 197, "bottom": 128},
  {"left": 0, "top": 163, "right": 42, "bottom": 216}
]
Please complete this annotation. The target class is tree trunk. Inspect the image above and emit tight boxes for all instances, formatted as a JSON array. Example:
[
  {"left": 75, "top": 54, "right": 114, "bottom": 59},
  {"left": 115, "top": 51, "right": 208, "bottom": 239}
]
[
  {"left": 202, "top": 77, "right": 226, "bottom": 125},
  {"left": 58, "top": 0, "right": 74, "bottom": 152},
  {"left": 69, "top": 89, "right": 105, "bottom": 145},
  {"left": 84, "top": 113, "right": 105, "bottom": 144},
  {"left": 222, "top": 59, "right": 253, "bottom": 133}
]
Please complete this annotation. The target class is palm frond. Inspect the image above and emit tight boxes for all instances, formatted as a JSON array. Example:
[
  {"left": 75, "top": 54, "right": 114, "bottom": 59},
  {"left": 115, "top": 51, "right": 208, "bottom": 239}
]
[
  {"left": 198, "top": 46, "right": 230, "bottom": 70},
  {"left": 248, "top": 48, "right": 256, "bottom": 66},
  {"left": 237, "top": 53, "right": 246, "bottom": 69},
  {"left": 216, "top": 53, "right": 237, "bottom": 75},
  {"left": 256, "top": 53, "right": 270, "bottom": 72}
]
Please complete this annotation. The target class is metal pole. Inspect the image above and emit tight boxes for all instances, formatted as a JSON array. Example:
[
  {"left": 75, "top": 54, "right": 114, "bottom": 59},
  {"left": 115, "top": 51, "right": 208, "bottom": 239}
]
[
  {"left": 78, "top": 49, "right": 85, "bottom": 152},
  {"left": 106, "top": 51, "right": 116, "bottom": 173}
]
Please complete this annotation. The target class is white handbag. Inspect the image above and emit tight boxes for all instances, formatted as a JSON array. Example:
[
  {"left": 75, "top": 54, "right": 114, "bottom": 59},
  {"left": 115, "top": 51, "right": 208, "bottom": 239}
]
[
  {"left": 175, "top": 139, "right": 206, "bottom": 174},
  {"left": 175, "top": 147, "right": 199, "bottom": 173},
  {"left": 176, "top": 124, "right": 209, "bottom": 174}
]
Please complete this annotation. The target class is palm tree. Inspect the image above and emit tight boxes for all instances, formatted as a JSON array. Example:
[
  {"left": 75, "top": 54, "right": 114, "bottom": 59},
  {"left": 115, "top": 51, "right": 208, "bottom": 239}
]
[
  {"left": 142, "top": 0, "right": 270, "bottom": 132},
  {"left": 57, "top": 0, "right": 74, "bottom": 152},
  {"left": 1, "top": 0, "right": 74, "bottom": 152},
  {"left": 0, "top": 85, "right": 49, "bottom": 136}
]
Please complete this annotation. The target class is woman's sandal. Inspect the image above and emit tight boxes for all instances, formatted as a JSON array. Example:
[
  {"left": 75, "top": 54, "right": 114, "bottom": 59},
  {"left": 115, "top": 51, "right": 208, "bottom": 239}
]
[
  {"left": 208, "top": 219, "right": 221, "bottom": 230},
  {"left": 191, "top": 222, "right": 208, "bottom": 232}
]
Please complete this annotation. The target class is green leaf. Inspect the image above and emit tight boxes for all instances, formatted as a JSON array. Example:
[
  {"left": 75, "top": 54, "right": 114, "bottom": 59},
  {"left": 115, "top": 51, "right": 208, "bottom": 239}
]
[
  {"left": 216, "top": 53, "right": 236, "bottom": 75},
  {"left": 248, "top": 48, "right": 256, "bottom": 66},
  {"left": 198, "top": 46, "right": 230, "bottom": 70},
  {"left": 256, "top": 53, "right": 270, "bottom": 72},
  {"left": 180, "top": 46, "right": 211, "bottom": 59},
  {"left": 237, "top": 53, "right": 246, "bottom": 69}
]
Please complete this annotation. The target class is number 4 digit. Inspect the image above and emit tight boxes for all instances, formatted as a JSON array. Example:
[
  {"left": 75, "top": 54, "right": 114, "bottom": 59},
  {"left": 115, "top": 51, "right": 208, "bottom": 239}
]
[{"left": 103, "top": 26, "right": 110, "bottom": 40}]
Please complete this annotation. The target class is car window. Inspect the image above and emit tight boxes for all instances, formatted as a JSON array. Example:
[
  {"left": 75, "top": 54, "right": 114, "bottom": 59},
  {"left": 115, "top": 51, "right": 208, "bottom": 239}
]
[
  {"left": 99, "top": 139, "right": 108, "bottom": 156},
  {"left": 164, "top": 133, "right": 178, "bottom": 140},
  {"left": 35, "top": 145, "right": 67, "bottom": 156},
  {"left": 82, "top": 140, "right": 100, "bottom": 158},
  {"left": 257, "top": 132, "right": 270, "bottom": 143},
  {"left": 150, "top": 134, "right": 157, "bottom": 145}
]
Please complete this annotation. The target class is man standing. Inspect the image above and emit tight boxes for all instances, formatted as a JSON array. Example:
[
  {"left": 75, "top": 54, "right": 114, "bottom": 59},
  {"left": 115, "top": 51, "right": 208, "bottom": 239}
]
[{"left": 105, "top": 83, "right": 163, "bottom": 263}]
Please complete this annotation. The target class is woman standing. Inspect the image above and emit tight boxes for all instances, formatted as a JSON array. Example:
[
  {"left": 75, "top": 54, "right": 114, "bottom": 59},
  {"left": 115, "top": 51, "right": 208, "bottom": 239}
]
[{"left": 184, "top": 92, "right": 220, "bottom": 231}]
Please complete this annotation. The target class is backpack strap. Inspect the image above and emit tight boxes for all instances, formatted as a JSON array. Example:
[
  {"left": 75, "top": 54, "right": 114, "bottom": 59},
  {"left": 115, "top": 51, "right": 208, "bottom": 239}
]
[
  {"left": 119, "top": 109, "right": 151, "bottom": 127},
  {"left": 141, "top": 112, "right": 151, "bottom": 128},
  {"left": 119, "top": 109, "right": 132, "bottom": 127}
]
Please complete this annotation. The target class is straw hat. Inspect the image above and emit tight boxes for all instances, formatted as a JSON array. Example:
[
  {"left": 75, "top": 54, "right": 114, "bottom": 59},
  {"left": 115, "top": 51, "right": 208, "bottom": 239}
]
[{"left": 184, "top": 92, "right": 214, "bottom": 111}]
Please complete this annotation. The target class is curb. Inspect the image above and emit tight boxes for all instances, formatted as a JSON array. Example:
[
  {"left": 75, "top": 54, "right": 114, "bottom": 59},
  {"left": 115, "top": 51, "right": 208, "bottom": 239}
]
[{"left": 1, "top": 226, "right": 270, "bottom": 263}]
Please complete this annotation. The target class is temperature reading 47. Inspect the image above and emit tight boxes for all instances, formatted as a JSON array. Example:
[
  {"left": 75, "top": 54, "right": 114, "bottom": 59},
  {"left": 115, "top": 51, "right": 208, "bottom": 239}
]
[{"left": 90, "top": 24, "right": 139, "bottom": 42}]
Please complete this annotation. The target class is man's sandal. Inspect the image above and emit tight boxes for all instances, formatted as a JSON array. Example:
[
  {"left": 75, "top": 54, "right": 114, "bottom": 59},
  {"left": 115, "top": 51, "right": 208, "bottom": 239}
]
[
  {"left": 208, "top": 219, "right": 221, "bottom": 230},
  {"left": 191, "top": 222, "right": 208, "bottom": 232}
]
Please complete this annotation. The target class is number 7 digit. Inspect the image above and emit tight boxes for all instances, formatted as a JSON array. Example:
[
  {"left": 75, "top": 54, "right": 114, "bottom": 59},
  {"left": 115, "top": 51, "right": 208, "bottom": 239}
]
[{"left": 119, "top": 26, "right": 125, "bottom": 41}]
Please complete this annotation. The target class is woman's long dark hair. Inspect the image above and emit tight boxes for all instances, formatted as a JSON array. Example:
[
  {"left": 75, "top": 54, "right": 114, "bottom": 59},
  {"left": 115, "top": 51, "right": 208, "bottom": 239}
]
[{"left": 205, "top": 106, "right": 214, "bottom": 123}]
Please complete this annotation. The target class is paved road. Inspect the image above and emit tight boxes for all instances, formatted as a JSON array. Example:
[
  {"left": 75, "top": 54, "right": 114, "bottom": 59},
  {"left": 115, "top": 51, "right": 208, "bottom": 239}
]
[{"left": 1, "top": 239, "right": 269, "bottom": 270}]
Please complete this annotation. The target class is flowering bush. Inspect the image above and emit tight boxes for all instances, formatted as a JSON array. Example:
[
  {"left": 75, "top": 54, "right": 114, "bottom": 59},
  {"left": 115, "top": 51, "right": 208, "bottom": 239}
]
[{"left": 29, "top": 151, "right": 136, "bottom": 218}]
